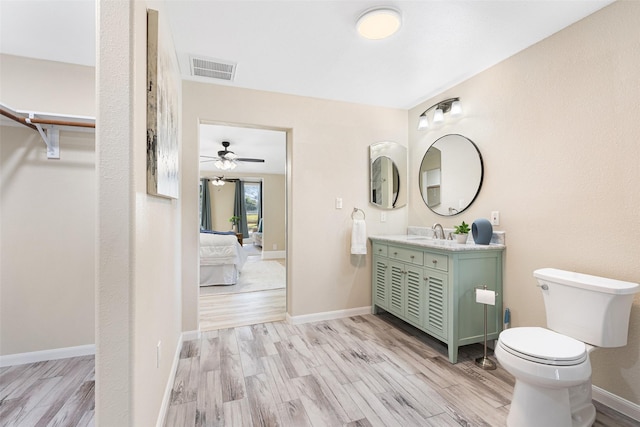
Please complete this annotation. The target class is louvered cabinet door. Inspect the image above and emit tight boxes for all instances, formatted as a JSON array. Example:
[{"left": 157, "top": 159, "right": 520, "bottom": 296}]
[
  {"left": 388, "top": 261, "right": 405, "bottom": 317},
  {"left": 424, "top": 270, "right": 448, "bottom": 340},
  {"left": 404, "top": 265, "right": 424, "bottom": 327},
  {"left": 372, "top": 256, "right": 389, "bottom": 309}
]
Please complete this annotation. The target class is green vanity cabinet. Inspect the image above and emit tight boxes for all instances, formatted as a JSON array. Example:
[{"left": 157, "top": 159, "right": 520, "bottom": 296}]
[{"left": 371, "top": 237, "right": 504, "bottom": 364}]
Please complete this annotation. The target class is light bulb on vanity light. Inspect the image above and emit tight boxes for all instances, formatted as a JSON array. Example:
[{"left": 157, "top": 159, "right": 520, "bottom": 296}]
[
  {"left": 450, "top": 100, "right": 462, "bottom": 117},
  {"left": 433, "top": 108, "right": 444, "bottom": 124},
  {"left": 417, "top": 114, "right": 429, "bottom": 130}
]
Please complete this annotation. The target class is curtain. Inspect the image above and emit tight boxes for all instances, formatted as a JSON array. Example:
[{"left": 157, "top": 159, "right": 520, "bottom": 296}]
[
  {"left": 234, "top": 180, "right": 249, "bottom": 236},
  {"left": 200, "top": 178, "right": 212, "bottom": 231}
]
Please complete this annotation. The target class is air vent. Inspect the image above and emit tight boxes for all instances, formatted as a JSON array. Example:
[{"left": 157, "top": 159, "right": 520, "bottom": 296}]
[{"left": 190, "top": 56, "right": 236, "bottom": 81}]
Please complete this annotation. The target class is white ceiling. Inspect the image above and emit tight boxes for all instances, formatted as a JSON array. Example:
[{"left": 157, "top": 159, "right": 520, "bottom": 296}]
[
  {"left": 199, "top": 124, "right": 286, "bottom": 175},
  {"left": 0, "top": 0, "right": 613, "bottom": 174}
]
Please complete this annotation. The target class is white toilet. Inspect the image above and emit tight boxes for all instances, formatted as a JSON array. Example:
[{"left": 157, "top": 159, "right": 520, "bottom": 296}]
[{"left": 495, "top": 268, "right": 639, "bottom": 427}]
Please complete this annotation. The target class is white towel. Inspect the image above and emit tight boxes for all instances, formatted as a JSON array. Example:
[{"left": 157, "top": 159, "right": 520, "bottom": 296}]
[{"left": 351, "top": 219, "right": 367, "bottom": 255}]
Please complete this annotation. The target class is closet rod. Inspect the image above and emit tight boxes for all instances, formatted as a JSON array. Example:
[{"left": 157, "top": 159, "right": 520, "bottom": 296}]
[
  {"left": 0, "top": 106, "right": 95, "bottom": 129},
  {"left": 0, "top": 107, "right": 37, "bottom": 130},
  {"left": 28, "top": 117, "right": 95, "bottom": 128}
]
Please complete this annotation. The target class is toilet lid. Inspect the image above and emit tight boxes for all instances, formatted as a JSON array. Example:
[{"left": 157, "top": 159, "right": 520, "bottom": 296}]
[{"left": 499, "top": 327, "right": 587, "bottom": 366}]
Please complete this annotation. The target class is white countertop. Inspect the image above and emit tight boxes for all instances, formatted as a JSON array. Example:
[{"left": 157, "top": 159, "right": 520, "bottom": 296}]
[{"left": 369, "top": 234, "right": 506, "bottom": 252}]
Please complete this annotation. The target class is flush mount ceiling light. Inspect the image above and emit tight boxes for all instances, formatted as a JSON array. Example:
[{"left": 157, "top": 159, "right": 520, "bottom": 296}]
[
  {"left": 356, "top": 7, "right": 402, "bottom": 40},
  {"left": 417, "top": 97, "right": 462, "bottom": 131}
]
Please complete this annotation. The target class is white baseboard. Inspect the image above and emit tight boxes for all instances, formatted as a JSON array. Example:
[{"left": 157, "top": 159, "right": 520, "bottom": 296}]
[
  {"left": 592, "top": 385, "right": 640, "bottom": 422},
  {"left": 0, "top": 344, "right": 95, "bottom": 367},
  {"left": 157, "top": 330, "right": 199, "bottom": 427},
  {"left": 262, "top": 250, "right": 285, "bottom": 260},
  {"left": 287, "top": 306, "right": 372, "bottom": 325}
]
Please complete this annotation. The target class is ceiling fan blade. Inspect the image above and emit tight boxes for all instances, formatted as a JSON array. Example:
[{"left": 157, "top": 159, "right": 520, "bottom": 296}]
[{"left": 237, "top": 158, "right": 265, "bottom": 163}]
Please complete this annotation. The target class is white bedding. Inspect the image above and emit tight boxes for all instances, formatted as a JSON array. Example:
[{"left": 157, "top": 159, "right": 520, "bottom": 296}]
[{"left": 199, "top": 233, "right": 248, "bottom": 286}]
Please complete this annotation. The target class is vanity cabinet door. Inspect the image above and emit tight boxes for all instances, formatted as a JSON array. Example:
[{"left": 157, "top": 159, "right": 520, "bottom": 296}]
[
  {"left": 404, "top": 265, "right": 424, "bottom": 326},
  {"left": 388, "top": 261, "right": 405, "bottom": 317},
  {"left": 372, "top": 256, "right": 389, "bottom": 309},
  {"left": 424, "top": 270, "right": 448, "bottom": 340}
]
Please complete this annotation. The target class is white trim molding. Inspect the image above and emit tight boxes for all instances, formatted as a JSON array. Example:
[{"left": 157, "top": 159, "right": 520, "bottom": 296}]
[
  {"left": 156, "top": 330, "right": 199, "bottom": 427},
  {"left": 592, "top": 385, "right": 640, "bottom": 422},
  {"left": 0, "top": 344, "right": 96, "bottom": 367},
  {"left": 287, "top": 306, "right": 372, "bottom": 325}
]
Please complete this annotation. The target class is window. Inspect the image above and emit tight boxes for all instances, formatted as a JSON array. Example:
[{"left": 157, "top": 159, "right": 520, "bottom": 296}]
[{"left": 244, "top": 181, "right": 261, "bottom": 236}]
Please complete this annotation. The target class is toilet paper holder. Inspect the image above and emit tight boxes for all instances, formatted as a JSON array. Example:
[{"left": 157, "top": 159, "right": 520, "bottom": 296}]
[{"left": 475, "top": 285, "right": 499, "bottom": 370}]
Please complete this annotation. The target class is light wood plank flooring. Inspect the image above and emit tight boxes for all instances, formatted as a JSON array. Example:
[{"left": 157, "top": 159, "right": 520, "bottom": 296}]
[
  {"left": 0, "top": 355, "right": 94, "bottom": 426},
  {"left": 164, "top": 313, "right": 638, "bottom": 427},
  {"left": 200, "top": 288, "right": 286, "bottom": 331}
]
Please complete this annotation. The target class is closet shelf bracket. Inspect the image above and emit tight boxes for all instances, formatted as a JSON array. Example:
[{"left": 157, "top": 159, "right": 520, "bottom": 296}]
[
  {"left": 27, "top": 114, "right": 60, "bottom": 159},
  {"left": 0, "top": 102, "right": 95, "bottom": 160}
]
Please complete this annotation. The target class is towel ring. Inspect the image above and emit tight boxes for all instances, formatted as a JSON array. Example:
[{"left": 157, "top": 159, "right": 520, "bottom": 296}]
[{"left": 352, "top": 208, "right": 366, "bottom": 220}]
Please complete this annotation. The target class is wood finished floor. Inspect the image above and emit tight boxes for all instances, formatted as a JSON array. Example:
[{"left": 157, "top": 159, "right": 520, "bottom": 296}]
[
  {"left": 164, "top": 313, "right": 638, "bottom": 427},
  {"left": 199, "top": 257, "right": 287, "bottom": 332},
  {"left": 0, "top": 355, "right": 94, "bottom": 426}
]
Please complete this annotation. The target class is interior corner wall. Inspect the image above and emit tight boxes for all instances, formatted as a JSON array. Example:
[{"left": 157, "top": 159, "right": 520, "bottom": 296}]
[
  {"left": 0, "top": 54, "right": 96, "bottom": 357},
  {"left": 182, "top": 81, "right": 408, "bottom": 326},
  {"left": 408, "top": 1, "right": 639, "bottom": 405},
  {"left": 97, "top": 1, "right": 183, "bottom": 425}
]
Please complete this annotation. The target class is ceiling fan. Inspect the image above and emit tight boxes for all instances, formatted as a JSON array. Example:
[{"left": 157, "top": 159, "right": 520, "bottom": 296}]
[{"left": 200, "top": 141, "right": 265, "bottom": 170}]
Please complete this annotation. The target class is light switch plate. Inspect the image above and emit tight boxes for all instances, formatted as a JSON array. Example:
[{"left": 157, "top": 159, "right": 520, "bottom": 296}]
[{"left": 491, "top": 211, "right": 500, "bottom": 226}]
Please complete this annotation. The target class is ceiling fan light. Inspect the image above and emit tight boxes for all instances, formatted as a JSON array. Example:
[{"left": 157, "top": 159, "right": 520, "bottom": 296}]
[
  {"left": 214, "top": 160, "right": 224, "bottom": 169},
  {"left": 226, "top": 152, "right": 239, "bottom": 160}
]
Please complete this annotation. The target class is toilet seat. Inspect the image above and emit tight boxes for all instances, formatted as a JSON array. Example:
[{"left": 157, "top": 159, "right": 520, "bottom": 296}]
[{"left": 499, "top": 327, "right": 587, "bottom": 366}]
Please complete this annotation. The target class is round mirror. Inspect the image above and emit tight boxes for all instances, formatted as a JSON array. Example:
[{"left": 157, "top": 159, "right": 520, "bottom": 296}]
[
  {"left": 371, "top": 156, "right": 400, "bottom": 208},
  {"left": 419, "top": 134, "right": 483, "bottom": 216},
  {"left": 370, "top": 141, "right": 407, "bottom": 209}
]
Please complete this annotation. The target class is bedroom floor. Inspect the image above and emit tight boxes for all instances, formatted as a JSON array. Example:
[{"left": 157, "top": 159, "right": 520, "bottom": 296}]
[{"left": 199, "top": 245, "right": 287, "bottom": 331}]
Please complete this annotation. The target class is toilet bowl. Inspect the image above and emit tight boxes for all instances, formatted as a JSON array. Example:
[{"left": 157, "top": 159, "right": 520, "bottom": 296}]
[
  {"left": 496, "top": 327, "right": 595, "bottom": 427},
  {"left": 496, "top": 268, "right": 639, "bottom": 427}
]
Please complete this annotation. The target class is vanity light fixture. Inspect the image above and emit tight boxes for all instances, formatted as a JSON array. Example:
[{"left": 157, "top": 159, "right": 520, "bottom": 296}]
[
  {"left": 356, "top": 7, "right": 402, "bottom": 40},
  {"left": 417, "top": 97, "right": 462, "bottom": 131}
]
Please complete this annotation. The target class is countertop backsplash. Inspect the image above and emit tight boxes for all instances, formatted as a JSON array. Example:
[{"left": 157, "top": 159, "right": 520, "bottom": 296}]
[{"left": 407, "top": 225, "right": 506, "bottom": 245}]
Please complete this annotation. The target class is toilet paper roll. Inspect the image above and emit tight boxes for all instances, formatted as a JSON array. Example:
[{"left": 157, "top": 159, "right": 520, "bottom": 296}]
[{"left": 476, "top": 288, "right": 496, "bottom": 305}]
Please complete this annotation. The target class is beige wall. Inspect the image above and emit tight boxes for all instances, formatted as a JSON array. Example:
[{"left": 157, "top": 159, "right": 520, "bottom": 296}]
[
  {"left": 408, "top": 1, "right": 640, "bottom": 404},
  {"left": 0, "top": 127, "right": 95, "bottom": 355},
  {"left": 181, "top": 81, "right": 408, "bottom": 331},
  {"left": 0, "top": 54, "right": 95, "bottom": 356},
  {"left": 97, "top": 1, "right": 182, "bottom": 425},
  {"left": 201, "top": 173, "right": 286, "bottom": 252}
]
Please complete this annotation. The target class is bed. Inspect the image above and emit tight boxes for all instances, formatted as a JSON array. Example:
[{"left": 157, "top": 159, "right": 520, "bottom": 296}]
[{"left": 199, "top": 232, "right": 248, "bottom": 286}]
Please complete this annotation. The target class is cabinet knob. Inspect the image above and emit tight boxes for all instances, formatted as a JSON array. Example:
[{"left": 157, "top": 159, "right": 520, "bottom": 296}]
[
  {"left": 432, "top": 259, "right": 437, "bottom": 265},
  {"left": 393, "top": 252, "right": 398, "bottom": 256},
  {"left": 410, "top": 255, "right": 415, "bottom": 259},
  {"left": 378, "top": 248, "right": 382, "bottom": 252}
]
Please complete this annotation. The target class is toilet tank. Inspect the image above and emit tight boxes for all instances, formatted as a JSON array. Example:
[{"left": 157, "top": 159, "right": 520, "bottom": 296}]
[{"left": 534, "top": 268, "right": 639, "bottom": 347}]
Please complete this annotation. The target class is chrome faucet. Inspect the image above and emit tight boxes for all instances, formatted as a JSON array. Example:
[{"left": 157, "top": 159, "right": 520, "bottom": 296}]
[{"left": 432, "top": 223, "right": 445, "bottom": 240}]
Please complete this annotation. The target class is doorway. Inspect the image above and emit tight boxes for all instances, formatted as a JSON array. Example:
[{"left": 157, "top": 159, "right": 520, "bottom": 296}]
[{"left": 197, "top": 123, "right": 287, "bottom": 330}]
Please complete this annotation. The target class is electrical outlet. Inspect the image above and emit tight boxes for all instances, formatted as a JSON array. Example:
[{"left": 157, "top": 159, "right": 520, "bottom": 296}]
[
  {"left": 156, "top": 341, "right": 161, "bottom": 368},
  {"left": 335, "top": 197, "right": 343, "bottom": 209},
  {"left": 380, "top": 212, "right": 387, "bottom": 222},
  {"left": 491, "top": 211, "right": 500, "bottom": 226},
  {"left": 272, "top": 243, "right": 277, "bottom": 250}
]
